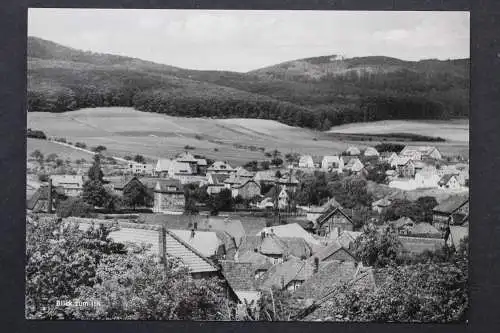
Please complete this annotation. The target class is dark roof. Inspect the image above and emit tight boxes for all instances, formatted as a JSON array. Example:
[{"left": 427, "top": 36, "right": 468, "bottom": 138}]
[
  {"left": 233, "top": 179, "right": 260, "bottom": 190},
  {"left": 399, "top": 236, "right": 445, "bottom": 254},
  {"left": 316, "top": 206, "right": 353, "bottom": 227},
  {"left": 258, "top": 257, "right": 315, "bottom": 290},
  {"left": 214, "top": 230, "right": 238, "bottom": 260},
  {"left": 210, "top": 174, "right": 230, "bottom": 185},
  {"left": 312, "top": 241, "right": 356, "bottom": 262},
  {"left": 198, "top": 216, "right": 246, "bottom": 247},
  {"left": 238, "top": 251, "right": 273, "bottom": 271},
  {"left": 220, "top": 260, "right": 258, "bottom": 292},
  {"left": 433, "top": 194, "right": 469, "bottom": 214},
  {"left": 237, "top": 234, "right": 313, "bottom": 259},
  {"left": 438, "top": 174, "right": 458, "bottom": 186},
  {"left": 26, "top": 185, "right": 65, "bottom": 210},
  {"left": 293, "top": 260, "right": 358, "bottom": 301},
  {"left": 155, "top": 178, "right": 183, "bottom": 193}
]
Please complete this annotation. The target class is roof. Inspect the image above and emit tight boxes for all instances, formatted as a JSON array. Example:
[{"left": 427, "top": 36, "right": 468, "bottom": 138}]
[
  {"left": 220, "top": 261, "right": 258, "bottom": 295},
  {"left": 198, "top": 216, "right": 246, "bottom": 247},
  {"left": 224, "top": 174, "right": 245, "bottom": 185},
  {"left": 277, "top": 175, "right": 299, "bottom": 185},
  {"left": 399, "top": 236, "right": 445, "bottom": 254},
  {"left": 258, "top": 257, "right": 315, "bottom": 290},
  {"left": 364, "top": 147, "right": 379, "bottom": 156},
  {"left": 345, "top": 146, "right": 361, "bottom": 155},
  {"left": 169, "top": 229, "right": 221, "bottom": 258},
  {"left": 155, "top": 159, "right": 173, "bottom": 172},
  {"left": 154, "top": 178, "right": 183, "bottom": 193},
  {"left": 299, "top": 155, "right": 313, "bottom": 164},
  {"left": 389, "top": 217, "right": 414, "bottom": 229},
  {"left": 410, "top": 223, "right": 441, "bottom": 235},
  {"left": 322, "top": 155, "right": 341, "bottom": 165},
  {"left": 337, "top": 231, "right": 362, "bottom": 249},
  {"left": 312, "top": 240, "right": 356, "bottom": 262},
  {"left": 256, "top": 223, "right": 321, "bottom": 246},
  {"left": 50, "top": 175, "right": 84, "bottom": 187},
  {"left": 214, "top": 230, "right": 238, "bottom": 259},
  {"left": 316, "top": 206, "right": 353, "bottom": 228},
  {"left": 438, "top": 174, "right": 458, "bottom": 186},
  {"left": 320, "top": 197, "right": 343, "bottom": 210},
  {"left": 372, "top": 197, "right": 392, "bottom": 207},
  {"left": 433, "top": 194, "right": 469, "bottom": 214},
  {"left": 237, "top": 250, "right": 272, "bottom": 270},
  {"left": 259, "top": 235, "right": 285, "bottom": 255},
  {"left": 235, "top": 167, "right": 255, "bottom": 178},
  {"left": 233, "top": 179, "right": 260, "bottom": 190},
  {"left": 208, "top": 161, "right": 233, "bottom": 172},
  {"left": 169, "top": 161, "right": 193, "bottom": 175},
  {"left": 293, "top": 260, "right": 358, "bottom": 300},
  {"left": 138, "top": 177, "right": 162, "bottom": 190},
  {"left": 195, "top": 158, "right": 207, "bottom": 166},
  {"left": 345, "top": 158, "right": 363, "bottom": 170},
  {"left": 26, "top": 185, "right": 65, "bottom": 210},
  {"left": 238, "top": 234, "right": 313, "bottom": 259},
  {"left": 393, "top": 156, "right": 413, "bottom": 166},
  {"left": 209, "top": 173, "right": 230, "bottom": 185},
  {"left": 175, "top": 151, "right": 198, "bottom": 163}
]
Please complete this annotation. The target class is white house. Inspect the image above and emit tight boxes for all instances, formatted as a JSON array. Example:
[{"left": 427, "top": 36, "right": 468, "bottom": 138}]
[
  {"left": 298, "top": 155, "right": 315, "bottom": 168},
  {"left": 49, "top": 175, "right": 84, "bottom": 196},
  {"left": 400, "top": 146, "right": 442, "bottom": 161},
  {"left": 321, "top": 155, "right": 344, "bottom": 172},
  {"left": 207, "top": 161, "right": 235, "bottom": 174},
  {"left": 345, "top": 158, "right": 364, "bottom": 173},
  {"left": 438, "top": 174, "right": 461, "bottom": 190},
  {"left": 154, "top": 159, "right": 172, "bottom": 176},
  {"left": 345, "top": 146, "right": 361, "bottom": 156},
  {"left": 127, "top": 162, "right": 154, "bottom": 176}
]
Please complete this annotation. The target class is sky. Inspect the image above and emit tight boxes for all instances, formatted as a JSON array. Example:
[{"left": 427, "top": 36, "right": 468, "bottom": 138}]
[{"left": 28, "top": 9, "right": 470, "bottom": 72}]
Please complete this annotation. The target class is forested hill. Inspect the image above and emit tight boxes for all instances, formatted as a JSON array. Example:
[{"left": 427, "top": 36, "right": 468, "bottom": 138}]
[{"left": 27, "top": 36, "right": 469, "bottom": 131}]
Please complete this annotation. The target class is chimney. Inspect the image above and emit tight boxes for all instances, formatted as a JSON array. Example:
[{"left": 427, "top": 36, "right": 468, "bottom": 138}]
[
  {"left": 47, "top": 178, "right": 53, "bottom": 214},
  {"left": 314, "top": 257, "right": 319, "bottom": 273}
]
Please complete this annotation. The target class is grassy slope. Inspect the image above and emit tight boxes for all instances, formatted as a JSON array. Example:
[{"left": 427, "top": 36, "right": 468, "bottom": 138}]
[
  {"left": 27, "top": 138, "right": 95, "bottom": 161},
  {"left": 28, "top": 107, "right": 469, "bottom": 164}
]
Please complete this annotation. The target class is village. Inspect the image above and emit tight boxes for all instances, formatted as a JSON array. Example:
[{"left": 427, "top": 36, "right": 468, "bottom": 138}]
[{"left": 26, "top": 133, "right": 470, "bottom": 320}]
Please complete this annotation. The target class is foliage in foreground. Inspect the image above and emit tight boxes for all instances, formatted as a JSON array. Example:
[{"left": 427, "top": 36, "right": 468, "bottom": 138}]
[{"left": 25, "top": 215, "right": 233, "bottom": 320}]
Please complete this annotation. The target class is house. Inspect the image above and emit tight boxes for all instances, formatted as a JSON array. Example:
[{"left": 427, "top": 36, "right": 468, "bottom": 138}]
[
  {"left": 321, "top": 156, "right": 344, "bottom": 173},
  {"left": 231, "top": 179, "right": 261, "bottom": 200},
  {"left": 258, "top": 257, "right": 316, "bottom": 292},
  {"left": 311, "top": 240, "right": 357, "bottom": 263},
  {"left": 206, "top": 173, "right": 230, "bottom": 195},
  {"left": 381, "top": 152, "right": 398, "bottom": 164},
  {"left": 432, "top": 194, "right": 469, "bottom": 230},
  {"left": 220, "top": 261, "right": 261, "bottom": 305},
  {"left": 438, "top": 174, "right": 461, "bottom": 190},
  {"left": 256, "top": 223, "right": 321, "bottom": 246},
  {"left": 127, "top": 162, "right": 154, "bottom": 176},
  {"left": 197, "top": 216, "right": 246, "bottom": 247},
  {"left": 237, "top": 251, "right": 273, "bottom": 280},
  {"left": 253, "top": 170, "right": 278, "bottom": 184},
  {"left": 154, "top": 159, "right": 173, "bottom": 177},
  {"left": 312, "top": 156, "right": 323, "bottom": 168},
  {"left": 298, "top": 155, "right": 314, "bottom": 168},
  {"left": 399, "top": 236, "right": 446, "bottom": 255},
  {"left": 234, "top": 167, "right": 255, "bottom": 179},
  {"left": 26, "top": 184, "right": 65, "bottom": 212},
  {"left": 169, "top": 229, "right": 223, "bottom": 259},
  {"left": 292, "top": 260, "right": 359, "bottom": 302},
  {"left": 344, "top": 158, "right": 364, "bottom": 174},
  {"left": 153, "top": 178, "right": 185, "bottom": 214},
  {"left": 49, "top": 175, "right": 84, "bottom": 197},
  {"left": 168, "top": 160, "right": 193, "bottom": 176},
  {"left": 304, "top": 198, "right": 343, "bottom": 224},
  {"left": 371, "top": 197, "right": 392, "bottom": 213},
  {"left": 207, "top": 161, "right": 234, "bottom": 174},
  {"left": 393, "top": 157, "right": 416, "bottom": 178},
  {"left": 315, "top": 205, "right": 354, "bottom": 236},
  {"left": 175, "top": 152, "right": 199, "bottom": 174},
  {"left": 400, "top": 145, "right": 442, "bottom": 160},
  {"left": 195, "top": 158, "right": 208, "bottom": 175},
  {"left": 345, "top": 146, "right": 361, "bottom": 156},
  {"left": 415, "top": 169, "right": 441, "bottom": 188},
  {"left": 388, "top": 217, "right": 415, "bottom": 234},
  {"left": 276, "top": 174, "right": 300, "bottom": 191},
  {"left": 363, "top": 147, "right": 380, "bottom": 157}
]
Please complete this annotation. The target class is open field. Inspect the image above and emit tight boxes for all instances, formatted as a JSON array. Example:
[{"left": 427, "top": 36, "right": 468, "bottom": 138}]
[
  {"left": 328, "top": 120, "right": 469, "bottom": 143},
  {"left": 28, "top": 108, "right": 470, "bottom": 165},
  {"left": 27, "top": 138, "right": 95, "bottom": 162}
]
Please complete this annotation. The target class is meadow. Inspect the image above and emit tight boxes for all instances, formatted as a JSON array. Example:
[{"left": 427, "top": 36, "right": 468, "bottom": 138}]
[{"left": 27, "top": 107, "right": 470, "bottom": 165}]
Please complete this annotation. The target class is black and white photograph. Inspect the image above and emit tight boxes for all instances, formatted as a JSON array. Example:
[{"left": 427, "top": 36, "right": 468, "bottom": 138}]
[{"left": 26, "top": 8, "right": 470, "bottom": 322}]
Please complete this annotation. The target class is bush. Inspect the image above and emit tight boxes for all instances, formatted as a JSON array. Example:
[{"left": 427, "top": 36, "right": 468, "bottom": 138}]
[
  {"left": 184, "top": 145, "right": 195, "bottom": 150},
  {"left": 92, "top": 145, "right": 107, "bottom": 153},
  {"left": 124, "top": 156, "right": 133, "bottom": 160},
  {"left": 27, "top": 129, "right": 47, "bottom": 140},
  {"left": 56, "top": 198, "right": 94, "bottom": 218},
  {"left": 133, "top": 155, "right": 146, "bottom": 164},
  {"left": 38, "top": 173, "right": 49, "bottom": 182},
  {"left": 74, "top": 142, "right": 87, "bottom": 149},
  {"left": 54, "top": 137, "right": 67, "bottom": 143}
]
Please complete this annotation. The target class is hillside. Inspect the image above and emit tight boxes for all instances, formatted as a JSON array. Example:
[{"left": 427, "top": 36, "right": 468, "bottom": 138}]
[{"left": 27, "top": 36, "right": 469, "bottom": 131}]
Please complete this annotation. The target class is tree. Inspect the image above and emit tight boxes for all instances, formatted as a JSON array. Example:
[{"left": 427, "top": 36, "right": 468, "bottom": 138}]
[
  {"left": 366, "top": 162, "right": 390, "bottom": 184},
  {"left": 122, "top": 181, "right": 150, "bottom": 210},
  {"left": 124, "top": 156, "right": 133, "bottom": 161},
  {"left": 45, "top": 153, "right": 58, "bottom": 162},
  {"left": 284, "top": 153, "right": 300, "bottom": 165},
  {"left": 133, "top": 155, "right": 146, "bottom": 164},
  {"left": 55, "top": 158, "right": 64, "bottom": 167},
  {"left": 271, "top": 158, "right": 283, "bottom": 167},
  {"left": 244, "top": 160, "right": 259, "bottom": 172},
  {"left": 275, "top": 170, "right": 282, "bottom": 179},
  {"left": 56, "top": 198, "right": 94, "bottom": 218},
  {"left": 30, "top": 149, "right": 44, "bottom": 163},
  {"left": 352, "top": 225, "right": 404, "bottom": 268},
  {"left": 261, "top": 161, "right": 270, "bottom": 170},
  {"left": 87, "top": 154, "right": 104, "bottom": 182},
  {"left": 208, "top": 188, "right": 233, "bottom": 215},
  {"left": 82, "top": 180, "right": 109, "bottom": 208},
  {"left": 250, "top": 287, "right": 293, "bottom": 321},
  {"left": 38, "top": 173, "right": 49, "bottom": 182},
  {"left": 75, "top": 142, "right": 87, "bottom": 149},
  {"left": 92, "top": 145, "right": 107, "bottom": 153}
]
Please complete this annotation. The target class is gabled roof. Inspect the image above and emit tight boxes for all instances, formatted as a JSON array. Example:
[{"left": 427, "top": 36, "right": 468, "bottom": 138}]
[
  {"left": 410, "top": 223, "right": 441, "bottom": 235},
  {"left": 169, "top": 161, "right": 193, "bottom": 175},
  {"left": 389, "top": 217, "right": 414, "bottom": 229},
  {"left": 175, "top": 151, "right": 198, "bottom": 163},
  {"left": 363, "top": 147, "right": 379, "bottom": 156},
  {"left": 50, "top": 175, "right": 84, "bottom": 187},
  {"left": 345, "top": 146, "right": 361, "bottom": 155},
  {"left": 438, "top": 174, "right": 458, "bottom": 186},
  {"left": 293, "top": 260, "right": 358, "bottom": 300},
  {"left": 155, "top": 159, "right": 173, "bottom": 172},
  {"left": 433, "top": 194, "right": 469, "bottom": 214},
  {"left": 198, "top": 216, "right": 246, "bottom": 247},
  {"left": 208, "top": 161, "right": 233, "bottom": 172},
  {"left": 214, "top": 230, "right": 238, "bottom": 260},
  {"left": 345, "top": 158, "right": 363, "bottom": 170},
  {"left": 298, "top": 155, "right": 313, "bottom": 164},
  {"left": 312, "top": 240, "right": 356, "bottom": 262},
  {"left": 220, "top": 261, "right": 258, "bottom": 292},
  {"left": 138, "top": 176, "right": 161, "bottom": 190},
  {"left": 393, "top": 156, "right": 413, "bottom": 166},
  {"left": 233, "top": 179, "right": 260, "bottom": 190},
  {"left": 258, "top": 257, "right": 315, "bottom": 290},
  {"left": 322, "top": 155, "right": 342, "bottom": 165},
  {"left": 169, "top": 229, "right": 221, "bottom": 258},
  {"left": 400, "top": 145, "right": 438, "bottom": 156},
  {"left": 372, "top": 197, "right": 392, "bottom": 207},
  {"left": 224, "top": 174, "right": 245, "bottom": 185},
  {"left": 399, "top": 236, "right": 445, "bottom": 254},
  {"left": 155, "top": 178, "right": 183, "bottom": 193},
  {"left": 208, "top": 173, "right": 230, "bottom": 185},
  {"left": 337, "top": 231, "right": 362, "bottom": 249},
  {"left": 235, "top": 167, "right": 255, "bottom": 178},
  {"left": 26, "top": 185, "right": 65, "bottom": 210},
  {"left": 449, "top": 225, "right": 468, "bottom": 248},
  {"left": 195, "top": 158, "right": 207, "bottom": 166},
  {"left": 238, "top": 250, "right": 273, "bottom": 271},
  {"left": 320, "top": 197, "right": 343, "bottom": 210},
  {"left": 316, "top": 206, "right": 353, "bottom": 228},
  {"left": 256, "top": 223, "right": 321, "bottom": 246},
  {"left": 259, "top": 235, "right": 285, "bottom": 255}
]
